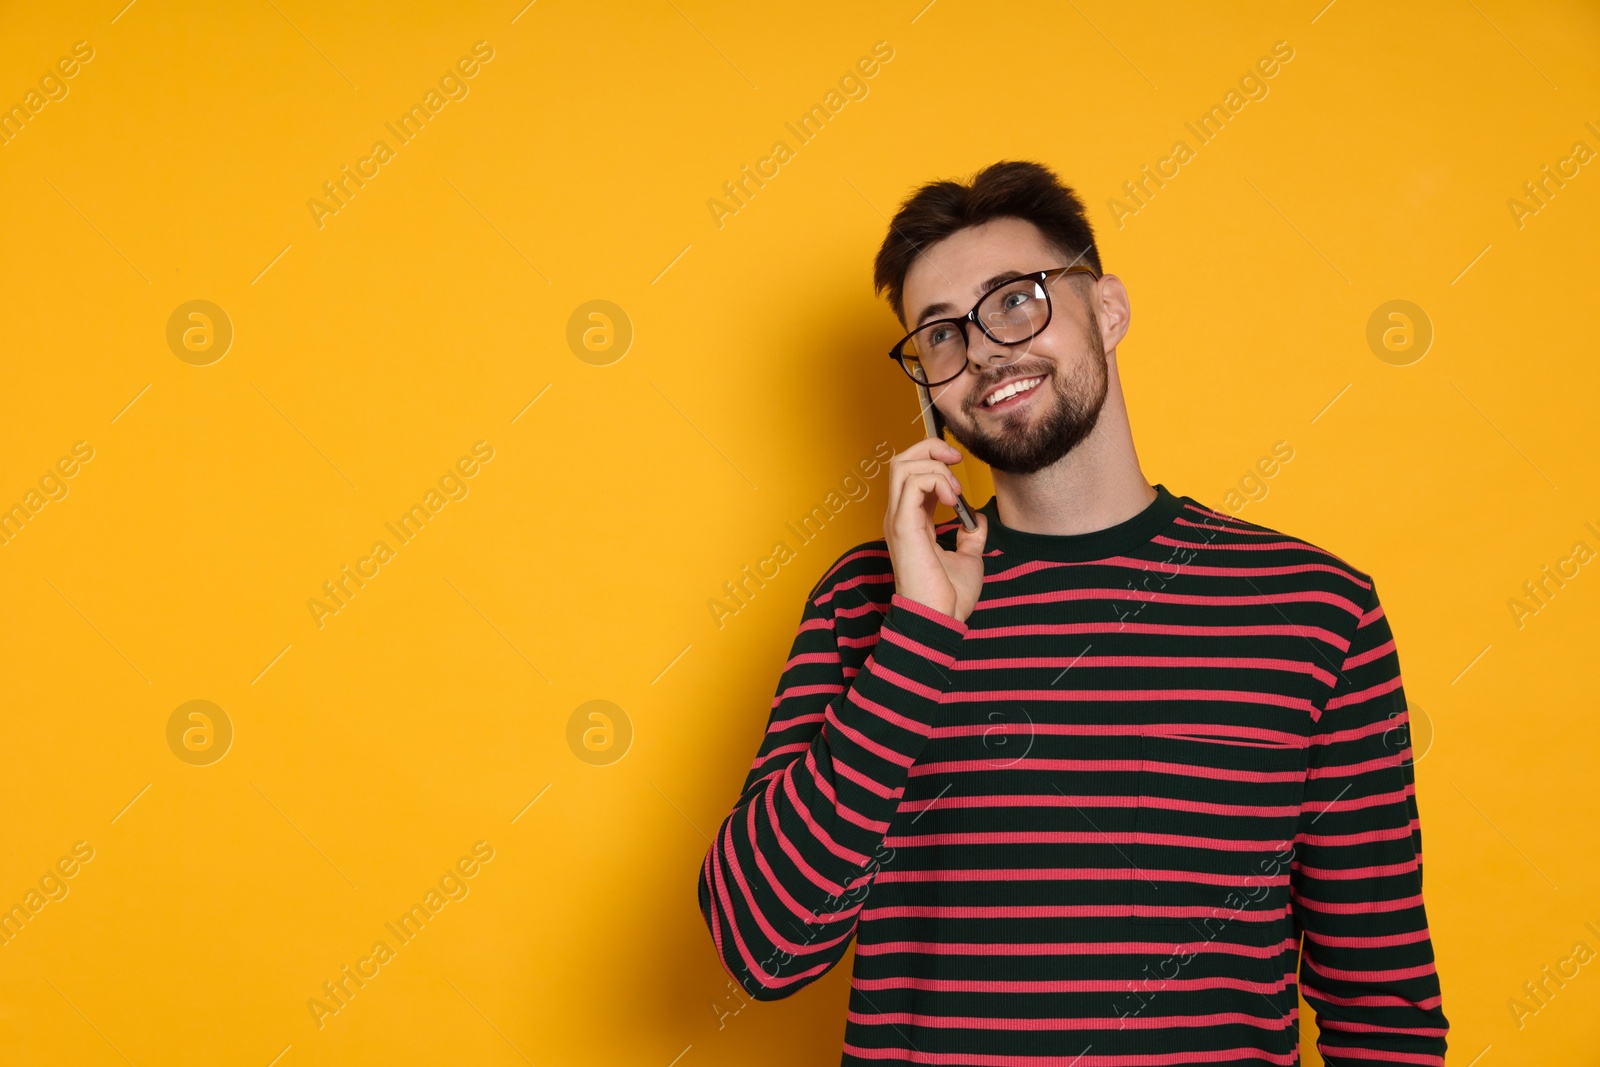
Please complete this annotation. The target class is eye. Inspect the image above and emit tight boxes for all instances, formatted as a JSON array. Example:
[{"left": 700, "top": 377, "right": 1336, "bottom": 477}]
[
  {"left": 1002, "top": 290, "right": 1033, "bottom": 311},
  {"left": 927, "top": 324, "right": 958, "bottom": 347}
]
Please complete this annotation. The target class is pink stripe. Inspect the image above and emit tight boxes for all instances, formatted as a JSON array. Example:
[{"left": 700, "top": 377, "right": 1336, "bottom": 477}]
[
  {"left": 815, "top": 570, "right": 894, "bottom": 606},
  {"left": 1157, "top": 734, "right": 1302, "bottom": 751},
  {"left": 790, "top": 754, "right": 878, "bottom": 867},
  {"left": 898, "top": 791, "right": 1134, "bottom": 812},
  {"left": 771, "top": 682, "right": 842, "bottom": 707},
  {"left": 910, "top": 758, "right": 1113, "bottom": 777},
  {"left": 1139, "top": 793, "right": 1299, "bottom": 819},
  {"left": 968, "top": 620, "right": 1349, "bottom": 647},
  {"left": 709, "top": 822, "right": 829, "bottom": 992},
  {"left": 836, "top": 600, "right": 889, "bottom": 621},
  {"left": 942, "top": 687, "right": 1316, "bottom": 713},
  {"left": 1342, "top": 638, "right": 1396, "bottom": 671},
  {"left": 804, "top": 748, "right": 834, "bottom": 804},
  {"left": 870, "top": 908, "right": 1145, "bottom": 921},
  {"left": 1177, "top": 515, "right": 1273, "bottom": 537},
  {"left": 883, "top": 831, "right": 1292, "bottom": 857},
  {"left": 1308, "top": 754, "right": 1401, "bottom": 780},
  {"left": 856, "top": 937, "right": 1291, "bottom": 958},
  {"left": 897, "top": 792, "right": 1302, "bottom": 819},
  {"left": 933, "top": 720, "right": 1303, "bottom": 746},
  {"left": 889, "top": 593, "right": 969, "bottom": 634},
  {"left": 955, "top": 649, "right": 1330, "bottom": 677},
  {"left": 1295, "top": 859, "right": 1417, "bottom": 880},
  {"left": 767, "top": 776, "right": 851, "bottom": 893},
  {"left": 989, "top": 552, "right": 1369, "bottom": 586},
  {"left": 761, "top": 790, "right": 851, "bottom": 895},
  {"left": 784, "top": 649, "right": 840, "bottom": 670},
  {"left": 1304, "top": 927, "right": 1431, "bottom": 949},
  {"left": 832, "top": 751, "right": 897, "bottom": 800},
  {"left": 1154, "top": 530, "right": 1353, "bottom": 562},
  {"left": 1145, "top": 758, "right": 1305, "bottom": 783},
  {"left": 1325, "top": 674, "right": 1403, "bottom": 711},
  {"left": 1293, "top": 891, "right": 1424, "bottom": 915},
  {"left": 853, "top": 664, "right": 942, "bottom": 714},
  {"left": 1139, "top": 825, "right": 1299, "bottom": 851},
  {"left": 848, "top": 1008, "right": 1297, "bottom": 1032},
  {"left": 840, "top": 1041, "right": 1299, "bottom": 1066},
  {"left": 976, "top": 586, "right": 1364, "bottom": 616},
  {"left": 767, "top": 711, "right": 825, "bottom": 733},
  {"left": 852, "top": 691, "right": 935, "bottom": 739},
  {"left": 746, "top": 809, "right": 857, "bottom": 928},
  {"left": 837, "top": 633, "right": 880, "bottom": 650},
  {"left": 1312, "top": 716, "right": 1394, "bottom": 746},
  {"left": 1304, "top": 954, "right": 1440, "bottom": 985},
  {"left": 702, "top": 849, "right": 726, "bottom": 961},
  {"left": 852, "top": 972, "right": 1295, "bottom": 994},
  {"left": 781, "top": 763, "right": 872, "bottom": 868},
  {"left": 707, "top": 828, "right": 766, "bottom": 980},
  {"left": 1296, "top": 825, "right": 1414, "bottom": 848},
  {"left": 912, "top": 758, "right": 1301, "bottom": 785},
  {"left": 813, "top": 546, "right": 890, "bottom": 589},
  {"left": 878, "top": 625, "right": 958, "bottom": 668},
  {"left": 833, "top": 798, "right": 888, "bottom": 836},
  {"left": 828, "top": 701, "right": 915, "bottom": 769},
  {"left": 876, "top": 870, "right": 1139, "bottom": 883},
  {"left": 873, "top": 866, "right": 1289, "bottom": 888},
  {"left": 1176, "top": 502, "right": 1238, "bottom": 523},
  {"left": 725, "top": 802, "right": 855, "bottom": 956},
  {"left": 751, "top": 742, "right": 808, "bottom": 770},
  {"left": 1302, "top": 981, "right": 1442, "bottom": 1010},
  {"left": 1319, "top": 1019, "right": 1448, "bottom": 1038}
]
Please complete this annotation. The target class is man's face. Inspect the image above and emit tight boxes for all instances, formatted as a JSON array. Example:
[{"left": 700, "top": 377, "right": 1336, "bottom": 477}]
[{"left": 900, "top": 217, "right": 1113, "bottom": 476}]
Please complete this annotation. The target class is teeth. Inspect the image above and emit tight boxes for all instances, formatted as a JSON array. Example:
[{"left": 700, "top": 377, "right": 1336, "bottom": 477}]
[{"left": 984, "top": 376, "right": 1043, "bottom": 407}]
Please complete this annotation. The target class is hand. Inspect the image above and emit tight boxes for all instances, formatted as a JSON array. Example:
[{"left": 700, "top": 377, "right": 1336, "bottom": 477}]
[{"left": 883, "top": 438, "right": 988, "bottom": 622}]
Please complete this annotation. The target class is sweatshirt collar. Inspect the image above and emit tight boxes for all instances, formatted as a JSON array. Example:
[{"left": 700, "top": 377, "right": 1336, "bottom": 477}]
[{"left": 976, "top": 484, "right": 1185, "bottom": 562}]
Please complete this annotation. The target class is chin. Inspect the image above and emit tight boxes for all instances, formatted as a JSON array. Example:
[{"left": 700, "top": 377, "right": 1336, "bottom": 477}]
[{"left": 950, "top": 379, "right": 1103, "bottom": 476}]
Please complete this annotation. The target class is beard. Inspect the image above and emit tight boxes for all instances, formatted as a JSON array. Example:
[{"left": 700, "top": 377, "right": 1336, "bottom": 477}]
[{"left": 944, "top": 311, "right": 1109, "bottom": 476}]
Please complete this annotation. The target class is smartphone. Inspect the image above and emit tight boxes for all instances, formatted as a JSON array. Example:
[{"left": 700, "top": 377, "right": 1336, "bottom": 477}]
[{"left": 915, "top": 381, "right": 979, "bottom": 532}]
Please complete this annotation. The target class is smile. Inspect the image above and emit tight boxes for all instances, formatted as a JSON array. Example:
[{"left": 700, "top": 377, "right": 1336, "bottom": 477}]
[{"left": 981, "top": 374, "right": 1047, "bottom": 408}]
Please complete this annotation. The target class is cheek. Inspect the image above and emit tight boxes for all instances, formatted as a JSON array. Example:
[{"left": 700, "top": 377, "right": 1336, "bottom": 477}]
[{"left": 1021, "top": 315, "right": 1079, "bottom": 362}]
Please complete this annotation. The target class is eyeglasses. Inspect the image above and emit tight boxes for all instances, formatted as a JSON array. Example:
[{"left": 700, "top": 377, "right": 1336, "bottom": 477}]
[{"left": 888, "top": 264, "right": 1101, "bottom": 387}]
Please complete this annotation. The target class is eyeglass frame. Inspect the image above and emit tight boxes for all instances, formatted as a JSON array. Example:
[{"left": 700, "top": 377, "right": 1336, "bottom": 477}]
[{"left": 887, "top": 263, "right": 1102, "bottom": 387}]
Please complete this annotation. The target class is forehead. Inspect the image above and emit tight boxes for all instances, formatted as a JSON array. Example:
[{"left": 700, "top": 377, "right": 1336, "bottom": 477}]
[{"left": 902, "top": 216, "right": 1057, "bottom": 321}]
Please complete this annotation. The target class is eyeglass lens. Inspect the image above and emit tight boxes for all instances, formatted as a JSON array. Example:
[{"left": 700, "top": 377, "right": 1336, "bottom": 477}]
[{"left": 902, "top": 277, "right": 1050, "bottom": 385}]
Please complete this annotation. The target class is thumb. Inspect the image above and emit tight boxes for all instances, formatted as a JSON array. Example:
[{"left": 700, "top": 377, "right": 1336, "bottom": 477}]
[{"left": 954, "top": 511, "right": 988, "bottom": 559}]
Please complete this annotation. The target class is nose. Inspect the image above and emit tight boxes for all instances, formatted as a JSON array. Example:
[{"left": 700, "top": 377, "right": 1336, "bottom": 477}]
[{"left": 963, "top": 320, "right": 1023, "bottom": 374}]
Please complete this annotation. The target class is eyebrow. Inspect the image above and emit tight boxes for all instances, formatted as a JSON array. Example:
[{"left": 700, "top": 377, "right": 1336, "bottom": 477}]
[{"left": 911, "top": 270, "right": 1029, "bottom": 327}]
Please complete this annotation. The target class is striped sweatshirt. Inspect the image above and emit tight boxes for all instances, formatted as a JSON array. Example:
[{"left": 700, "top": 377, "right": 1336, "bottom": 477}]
[{"left": 697, "top": 483, "right": 1449, "bottom": 1066}]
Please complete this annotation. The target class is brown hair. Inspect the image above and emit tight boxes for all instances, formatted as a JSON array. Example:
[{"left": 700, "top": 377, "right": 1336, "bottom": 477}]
[{"left": 872, "top": 160, "right": 1103, "bottom": 324}]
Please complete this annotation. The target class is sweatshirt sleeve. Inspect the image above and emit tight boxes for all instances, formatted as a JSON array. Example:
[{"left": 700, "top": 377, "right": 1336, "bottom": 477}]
[
  {"left": 697, "top": 562, "right": 967, "bottom": 1001},
  {"left": 1293, "top": 578, "right": 1450, "bottom": 1065}
]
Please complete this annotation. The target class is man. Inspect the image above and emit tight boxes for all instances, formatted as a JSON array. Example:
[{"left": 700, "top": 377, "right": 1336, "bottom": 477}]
[{"left": 697, "top": 160, "right": 1448, "bottom": 1065}]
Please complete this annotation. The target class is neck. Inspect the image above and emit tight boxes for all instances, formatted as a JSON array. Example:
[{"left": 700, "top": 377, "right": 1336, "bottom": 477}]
[{"left": 989, "top": 349, "right": 1155, "bottom": 535}]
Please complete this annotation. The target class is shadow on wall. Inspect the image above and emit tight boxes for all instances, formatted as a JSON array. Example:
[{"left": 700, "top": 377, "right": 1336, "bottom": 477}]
[{"left": 636, "top": 284, "right": 982, "bottom": 1061}]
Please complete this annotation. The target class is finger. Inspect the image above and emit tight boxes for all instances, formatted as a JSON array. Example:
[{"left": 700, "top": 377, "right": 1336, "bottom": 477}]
[
  {"left": 891, "top": 436, "right": 965, "bottom": 468},
  {"left": 903, "top": 472, "right": 958, "bottom": 515},
  {"left": 893, "top": 473, "right": 956, "bottom": 533},
  {"left": 932, "top": 438, "right": 965, "bottom": 466},
  {"left": 893, "top": 458, "right": 963, "bottom": 495},
  {"left": 954, "top": 511, "right": 989, "bottom": 558}
]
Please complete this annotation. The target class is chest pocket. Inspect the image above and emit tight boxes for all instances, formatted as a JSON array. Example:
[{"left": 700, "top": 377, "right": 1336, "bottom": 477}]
[{"left": 1127, "top": 729, "right": 1307, "bottom": 945}]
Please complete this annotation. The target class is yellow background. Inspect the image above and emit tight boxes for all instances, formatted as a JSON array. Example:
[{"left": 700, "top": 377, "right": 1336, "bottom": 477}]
[{"left": 2, "top": 1, "right": 1597, "bottom": 1063}]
